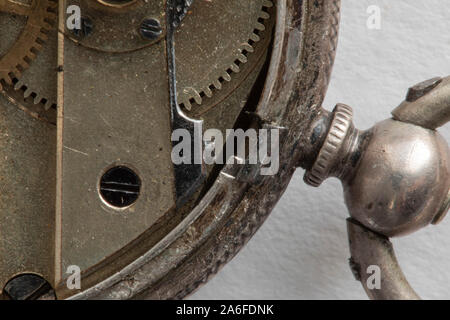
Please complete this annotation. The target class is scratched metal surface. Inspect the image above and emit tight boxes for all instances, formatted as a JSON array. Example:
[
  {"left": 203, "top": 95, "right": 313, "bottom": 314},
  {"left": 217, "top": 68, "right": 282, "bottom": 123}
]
[{"left": 191, "top": 0, "right": 450, "bottom": 300}]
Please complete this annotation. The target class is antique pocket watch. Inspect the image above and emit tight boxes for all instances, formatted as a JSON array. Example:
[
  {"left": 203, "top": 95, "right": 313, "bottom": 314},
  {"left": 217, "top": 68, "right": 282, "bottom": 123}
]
[{"left": 0, "top": 0, "right": 448, "bottom": 300}]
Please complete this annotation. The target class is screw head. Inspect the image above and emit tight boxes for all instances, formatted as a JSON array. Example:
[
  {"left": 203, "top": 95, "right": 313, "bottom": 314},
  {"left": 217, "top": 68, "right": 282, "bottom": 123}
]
[
  {"left": 3, "top": 274, "right": 54, "bottom": 300},
  {"left": 100, "top": 166, "right": 141, "bottom": 208},
  {"left": 140, "top": 18, "right": 162, "bottom": 40},
  {"left": 72, "top": 17, "right": 94, "bottom": 38}
]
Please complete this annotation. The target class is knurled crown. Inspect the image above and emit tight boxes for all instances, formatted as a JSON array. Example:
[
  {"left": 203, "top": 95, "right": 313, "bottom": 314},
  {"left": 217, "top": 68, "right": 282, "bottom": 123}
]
[{"left": 304, "top": 104, "right": 353, "bottom": 187}]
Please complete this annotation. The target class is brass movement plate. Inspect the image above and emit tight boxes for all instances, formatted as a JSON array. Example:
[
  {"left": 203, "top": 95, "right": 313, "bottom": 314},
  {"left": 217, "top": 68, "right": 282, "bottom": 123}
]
[{"left": 0, "top": 0, "right": 340, "bottom": 300}]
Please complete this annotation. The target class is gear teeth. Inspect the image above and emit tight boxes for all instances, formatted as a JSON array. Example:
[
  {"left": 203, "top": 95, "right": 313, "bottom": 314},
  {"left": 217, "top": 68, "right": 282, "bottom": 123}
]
[
  {"left": 230, "top": 63, "right": 240, "bottom": 73},
  {"left": 178, "top": 0, "right": 274, "bottom": 111},
  {"left": 184, "top": 101, "right": 192, "bottom": 110},
  {"left": 259, "top": 11, "right": 270, "bottom": 20},
  {"left": 38, "top": 33, "right": 49, "bottom": 42},
  {"left": 43, "top": 100, "right": 53, "bottom": 111},
  {"left": 241, "top": 43, "right": 254, "bottom": 53},
  {"left": 237, "top": 53, "right": 248, "bottom": 64},
  {"left": 24, "top": 87, "right": 33, "bottom": 99},
  {"left": 27, "top": 51, "right": 37, "bottom": 60},
  {"left": 14, "top": 79, "right": 24, "bottom": 91},
  {"left": 9, "top": 70, "right": 20, "bottom": 83},
  {"left": 12, "top": 77, "right": 56, "bottom": 111},
  {"left": 254, "top": 22, "right": 265, "bottom": 32},
  {"left": 0, "top": 0, "right": 57, "bottom": 90},
  {"left": 193, "top": 90, "right": 202, "bottom": 105},
  {"left": 222, "top": 72, "right": 232, "bottom": 82},
  {"left": 20, "top": 60, "right": 30, "bottom": 69},
  {"left": 204, "top": 87, "right": 213, "bottom": 98},
  {"left": 33, "top": 93, "right": 43, "bottom": 106},
  {"left": 213, "top": 80, "right": 222, "bottom": 90},
  {"left": 33, "top": 43, "right": 44, "bottom": 51},
  {"left": 249, "top": 33, "right": 261, "bottom": 42}
]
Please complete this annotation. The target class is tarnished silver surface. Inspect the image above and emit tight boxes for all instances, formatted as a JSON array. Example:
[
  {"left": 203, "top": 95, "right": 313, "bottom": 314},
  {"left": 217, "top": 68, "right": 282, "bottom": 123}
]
[
  {"left": 345, "top": 118, "right": 449, "bottom": 237},
  {"left": 393, "top": 76, "right": 450, "bottom": 130},
  {"left": 347, "top": 219, "right": 420, "bottom": 300},
  {"left": 303, "top": 75, "right": 450, "bottom": 299}
]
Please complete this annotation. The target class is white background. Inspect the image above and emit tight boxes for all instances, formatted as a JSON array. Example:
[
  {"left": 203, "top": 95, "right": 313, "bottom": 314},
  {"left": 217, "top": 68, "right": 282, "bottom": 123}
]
[{"left": 191, "top": 0, "right": 450, "bottom": 299}]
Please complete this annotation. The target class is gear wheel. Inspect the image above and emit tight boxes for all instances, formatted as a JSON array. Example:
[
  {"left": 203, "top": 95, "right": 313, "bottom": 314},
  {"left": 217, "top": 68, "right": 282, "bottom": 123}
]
[
  {"left": 176, "top": 0, "right": 274, "bottom": 112},
  {"left": 11, "top": 24, "right": 58, "bottom": 112},
  {"left": 1, "top": 0, "right": 274, "bottom": 120},
  {"left": 0, "top": 0, "right": 57, "bottom": 90}
]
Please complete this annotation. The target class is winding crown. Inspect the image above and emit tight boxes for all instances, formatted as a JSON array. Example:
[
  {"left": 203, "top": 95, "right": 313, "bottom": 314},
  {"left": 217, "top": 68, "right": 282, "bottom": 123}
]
[{"left": 304, "top": 104, "right": 353, "bottom": 187}]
